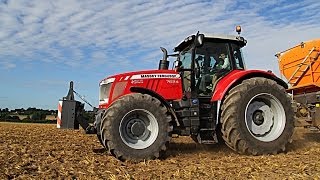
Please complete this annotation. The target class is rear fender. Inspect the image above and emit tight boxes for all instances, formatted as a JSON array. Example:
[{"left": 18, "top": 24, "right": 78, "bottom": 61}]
[
  {"left": 211, "top": 70, "right": 288, "bottom": 102},
  {"left": 212, "top": 70, "right": 287, "bottom": 125}
]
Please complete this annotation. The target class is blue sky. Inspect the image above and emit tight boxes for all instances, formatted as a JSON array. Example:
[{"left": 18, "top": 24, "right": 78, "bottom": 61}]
[{"left": 0, "top": 0, "right": 320, "bottom": 110}]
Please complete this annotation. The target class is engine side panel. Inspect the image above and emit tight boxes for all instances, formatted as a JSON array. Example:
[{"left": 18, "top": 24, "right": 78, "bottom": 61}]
[{"left": 99, "top": 70, "right": 183, "bottom": 109}]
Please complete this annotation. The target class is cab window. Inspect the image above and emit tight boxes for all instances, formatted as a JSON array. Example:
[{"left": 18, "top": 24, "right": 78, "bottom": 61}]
[
  {"left": 231, "top": 44, "right": 245, "bottom": 69},
  {"left": 195, "top": 42, "right": 231, "bottom": 94}
]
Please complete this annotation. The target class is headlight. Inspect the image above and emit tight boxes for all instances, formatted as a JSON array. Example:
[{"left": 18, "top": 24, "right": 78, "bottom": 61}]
[
  {"left": 100, "top": 77, "right": 115, "bottom": 86},
  {"left": 99, "top": 78, "right": 115, "bottom": 104}
]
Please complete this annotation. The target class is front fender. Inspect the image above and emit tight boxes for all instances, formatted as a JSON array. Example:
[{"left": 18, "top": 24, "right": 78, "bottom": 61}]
[
  {"left": 130, "top": 86, "right": 180, "bottom": 126},
  {"left": 211, "top": 69, "right": 287, "bottom": 101}
]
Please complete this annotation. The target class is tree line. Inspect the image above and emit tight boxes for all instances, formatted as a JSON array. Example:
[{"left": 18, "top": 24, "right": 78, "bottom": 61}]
[
  {"left": 0, "top": 107, "right": 57, "bottom": 123},
  {"left": 0, "top": 107, "right": 57, "bottom": 115},
  {"left": 0, "top": 107, "right": 94, "bottom": 124}
]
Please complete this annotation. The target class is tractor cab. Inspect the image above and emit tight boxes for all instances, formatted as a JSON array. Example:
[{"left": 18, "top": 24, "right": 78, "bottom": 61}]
[{"left": 173, "top": 29, "right": 247, "bottom": 97}]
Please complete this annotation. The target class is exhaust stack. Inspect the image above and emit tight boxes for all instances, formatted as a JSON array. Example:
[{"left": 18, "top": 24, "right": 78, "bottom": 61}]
[{"left": 158, "top": 47, "right": 169, "bottom": 70}]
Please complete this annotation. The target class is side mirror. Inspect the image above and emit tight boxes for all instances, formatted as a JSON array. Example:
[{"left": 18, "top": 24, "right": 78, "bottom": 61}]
[{"left": 195, "top": 34, "right": 204, "bottom": 47}]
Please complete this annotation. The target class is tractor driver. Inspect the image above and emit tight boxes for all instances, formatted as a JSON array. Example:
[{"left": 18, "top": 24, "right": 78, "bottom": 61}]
[
  {"left": 217, "top": 53, "right": 230, "bottom": 70},
  {"left": 210, "top": 53, "right": 230, "bottom": 89},
  {"left": 198, "top": 53, "right": 230, "bottom": 94}
]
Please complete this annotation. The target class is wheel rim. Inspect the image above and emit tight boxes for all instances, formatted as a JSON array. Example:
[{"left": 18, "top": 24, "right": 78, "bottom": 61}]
[
  {"left": 119, "top": 109, "right": 159, "bottom": 149},
  {"left": 245, "top": 93, "right": 286, "bottom": 142}
]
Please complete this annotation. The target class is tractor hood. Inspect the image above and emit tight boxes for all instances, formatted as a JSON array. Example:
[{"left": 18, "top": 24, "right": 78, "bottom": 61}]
[
  {"left": 100, "top": 69, "right": 180, "bottom": 84},
  {"left": 99, "top": 69, "right": 182, "bottom": 109}
]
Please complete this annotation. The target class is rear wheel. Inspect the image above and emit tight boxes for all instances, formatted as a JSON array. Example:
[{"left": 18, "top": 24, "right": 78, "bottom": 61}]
[
  {"left": 100, "top": 93, "right": 172, "bottom": 161},
  {"left": 221, "top": 77, "right": 294, "bottom": 155}
]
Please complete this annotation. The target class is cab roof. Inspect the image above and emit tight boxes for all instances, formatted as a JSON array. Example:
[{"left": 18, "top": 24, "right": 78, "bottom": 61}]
[{"left": 173, "top": 33, "right": 247, "bottom": 52}]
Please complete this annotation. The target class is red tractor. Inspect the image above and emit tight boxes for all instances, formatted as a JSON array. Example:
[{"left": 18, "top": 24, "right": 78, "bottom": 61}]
[{"left": 94, "top": 27, "right": 294, "bottom": 161}]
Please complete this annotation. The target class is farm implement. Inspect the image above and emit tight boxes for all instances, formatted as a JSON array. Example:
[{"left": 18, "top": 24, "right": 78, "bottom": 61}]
[
  {"left": 277, "top": 39, "right": 320, "bottom": 130},
  {"left": 57, "top": 81, "right": 96, "bottom": 134}
]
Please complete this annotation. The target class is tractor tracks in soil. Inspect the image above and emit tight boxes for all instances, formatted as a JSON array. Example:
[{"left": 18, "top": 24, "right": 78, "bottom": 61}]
[{"left": 0, "top": 123, "right": 320, "bottom": 179}]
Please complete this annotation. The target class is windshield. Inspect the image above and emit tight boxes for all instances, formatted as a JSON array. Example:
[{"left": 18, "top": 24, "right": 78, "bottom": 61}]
[
  {"left": 178, "top": 41, "right": 237, "bottom": 94},
  {"left": 195, "top": 42, "right": 231, "bottom": 72},
  {"left": 179, "top": 46, "right": 192, "bottom": 69}
]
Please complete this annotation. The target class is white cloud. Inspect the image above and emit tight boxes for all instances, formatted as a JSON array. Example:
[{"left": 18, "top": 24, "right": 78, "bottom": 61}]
[
  {"left": 1, "top": 0, "right": 320, "bottom": 110},
  {"left": 0, "top": 61, "right": 16, "bottom": 69},
  {"left": 0, "top": 0, "right": 319, "bottom": 76}
]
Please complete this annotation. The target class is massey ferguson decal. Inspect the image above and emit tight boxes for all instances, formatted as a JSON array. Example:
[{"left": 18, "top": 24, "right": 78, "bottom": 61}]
[
  {"left": 131, "top": 74, "right": 180, "bottom": 79},
  {"left": 131, "top": 79, "right": 144, "bottom": 84},
  {"left": 166, "top": 80, "right": 179, "bottom": 84}
]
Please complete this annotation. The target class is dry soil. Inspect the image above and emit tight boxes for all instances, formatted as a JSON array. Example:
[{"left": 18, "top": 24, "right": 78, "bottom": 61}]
[{"left": 1, "top": 122, "right": 320, "bottom": 179}]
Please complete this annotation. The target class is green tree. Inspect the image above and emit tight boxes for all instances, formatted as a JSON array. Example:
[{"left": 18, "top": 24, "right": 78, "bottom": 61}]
[{"left": 31, "top": 112, "right": 46, "bottom": 121}]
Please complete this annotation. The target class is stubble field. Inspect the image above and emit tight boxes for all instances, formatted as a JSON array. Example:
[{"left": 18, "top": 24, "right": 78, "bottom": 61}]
[{"left": 1, "top": 122, "right": 320, "bottom": 179}]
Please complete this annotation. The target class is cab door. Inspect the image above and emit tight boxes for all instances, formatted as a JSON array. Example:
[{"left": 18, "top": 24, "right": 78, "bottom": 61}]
[
  {"left": 179, "top": 46, "right": 194, "bottom": 95},
  {"left": 194, "top": 42, "right": 232, "bottom": 96}
]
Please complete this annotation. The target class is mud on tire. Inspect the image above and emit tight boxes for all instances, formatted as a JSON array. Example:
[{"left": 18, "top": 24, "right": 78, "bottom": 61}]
[
  {"left": 220, "top": 77, "right": 294, "bottom": 155},
  {"left": 100, "top": 93, "right": 172, "bottom": 161}
]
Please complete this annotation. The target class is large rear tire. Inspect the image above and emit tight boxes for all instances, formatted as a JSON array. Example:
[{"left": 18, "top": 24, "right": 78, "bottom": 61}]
[
  {"left": 221, "top": 77, "right": 294, "bottom": 155},
  {"left": 100, "top": 93, "right": 172, "bottom": 161}
]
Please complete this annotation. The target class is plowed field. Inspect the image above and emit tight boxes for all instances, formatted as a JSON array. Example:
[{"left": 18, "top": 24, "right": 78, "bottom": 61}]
[{"left": 1, "top": 122, "right": 320, "bottom": 179}]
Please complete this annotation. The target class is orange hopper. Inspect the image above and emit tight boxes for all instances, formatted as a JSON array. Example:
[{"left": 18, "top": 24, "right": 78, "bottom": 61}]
[{"left": 276, "top": 39, "right": 320, "bottom": 95}]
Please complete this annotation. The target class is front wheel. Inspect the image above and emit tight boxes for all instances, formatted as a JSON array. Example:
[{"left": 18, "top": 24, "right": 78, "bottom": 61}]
[
  {"left": 100, "top": 93, "right": 172, "bottom": 161},
  {"left": 221, "top": 77, "right": 294, "bottom": 155},
  {"left": 95, "top": 109, "right": 106, "bottom": 147}
]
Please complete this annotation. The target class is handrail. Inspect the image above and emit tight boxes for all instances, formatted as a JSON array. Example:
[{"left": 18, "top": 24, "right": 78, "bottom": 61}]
[{"left": 288, "top": 47, "right": 315, "bottom": 84}]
